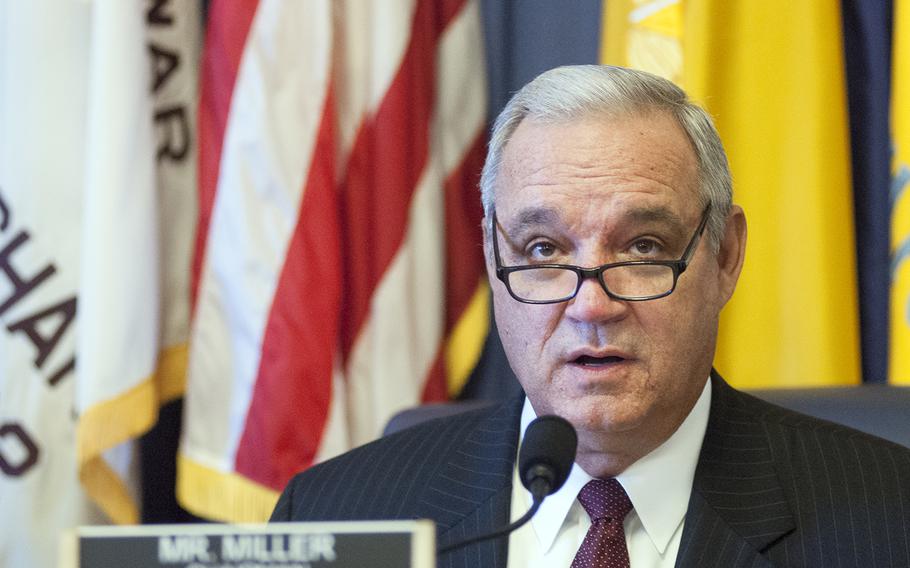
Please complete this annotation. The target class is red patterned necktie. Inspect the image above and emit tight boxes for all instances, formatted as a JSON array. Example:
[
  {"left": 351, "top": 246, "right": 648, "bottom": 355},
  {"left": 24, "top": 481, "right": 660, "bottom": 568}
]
[{"left": 571, "top": 478, "right": 633, "bottom": 568}]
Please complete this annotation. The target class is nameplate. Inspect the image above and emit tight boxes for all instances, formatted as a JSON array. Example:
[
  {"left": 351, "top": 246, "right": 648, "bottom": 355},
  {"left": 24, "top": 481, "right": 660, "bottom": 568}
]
[{"left": 61, "top": 521, "right": 435, "bottom": 568}]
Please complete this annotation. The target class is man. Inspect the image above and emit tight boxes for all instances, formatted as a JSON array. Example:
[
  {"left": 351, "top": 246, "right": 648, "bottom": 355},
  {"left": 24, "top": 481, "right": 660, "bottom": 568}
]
[{"left": 271, "top": 65, "right": 910, "bottom": 567}]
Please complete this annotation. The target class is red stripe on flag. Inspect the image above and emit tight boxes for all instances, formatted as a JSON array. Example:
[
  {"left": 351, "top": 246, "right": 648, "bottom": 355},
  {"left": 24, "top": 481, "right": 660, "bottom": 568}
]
[
  {"left": 338, "top": 0, "right": 467, "bottom": 362},
  {"left": 420, "top": 131, "right": 488, "bottom": 401},
  {"left": 421, "top": 356, "right": 448, "bottom": 402},
  {"left": 439, "top": 0, "right": 468, "bottom": 23},
  {"left": 234, "top": 84, "right": 341, "bottom": 490},
  {"left": 193, "top": 0, "right": 259, "bottom": 309}
]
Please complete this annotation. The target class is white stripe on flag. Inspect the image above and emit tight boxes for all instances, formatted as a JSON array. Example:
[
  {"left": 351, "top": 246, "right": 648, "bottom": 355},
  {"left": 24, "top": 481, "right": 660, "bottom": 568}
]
[
  {"left": 335, "top": 0, "right": 417, "bottom": 160},
  {"left": 183, "top": 0, "right": 332, "bottom": 471},
  {"left": 309, "top": 0, "right": 424, "bottom": 461},
  {"left": 323, "top": 0, "right": 488, "bottom": 451}
]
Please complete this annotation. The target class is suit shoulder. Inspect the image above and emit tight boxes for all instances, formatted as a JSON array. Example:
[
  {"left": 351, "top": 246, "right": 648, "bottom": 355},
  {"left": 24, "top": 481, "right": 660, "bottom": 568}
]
[
  {"left": 714, "top": 382, "right": 910, "bottom": 484},
  {"left": 271, "top": 399, "right": 521, "bottom": 522},
  {"left": 708, "top": 380, "right": 910, "bottom": 564},
  {"left": 294, "top": 402, "right": 499, "bottom": 487}
]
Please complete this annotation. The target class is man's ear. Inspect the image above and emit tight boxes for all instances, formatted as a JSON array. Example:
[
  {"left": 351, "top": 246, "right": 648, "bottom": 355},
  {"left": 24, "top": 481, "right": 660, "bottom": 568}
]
[
  {"left": 716, "top": 205, "right": 747, "bottom": 305},
  {"left": 481, "top": 216, "right": 494, "bottom": 276}
]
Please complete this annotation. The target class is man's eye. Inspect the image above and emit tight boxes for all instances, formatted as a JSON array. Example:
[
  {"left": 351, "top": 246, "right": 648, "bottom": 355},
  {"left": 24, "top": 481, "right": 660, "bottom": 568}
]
[
  {"left": 527, "top": 241, "right": 557, "bottom": 259},
  {"left": 632, "top": 239, "right": 661, "bottom": 256}
]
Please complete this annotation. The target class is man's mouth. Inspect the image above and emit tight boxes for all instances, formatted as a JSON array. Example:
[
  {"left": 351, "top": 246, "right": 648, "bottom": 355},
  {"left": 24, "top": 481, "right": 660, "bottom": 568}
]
[{"left": 573, "top": 355, "right": 626, "bottom": 367}]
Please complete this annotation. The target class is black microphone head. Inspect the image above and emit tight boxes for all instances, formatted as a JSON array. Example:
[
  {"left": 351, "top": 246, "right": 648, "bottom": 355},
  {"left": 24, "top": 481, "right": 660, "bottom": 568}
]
[{"left": 518, "top": 415, "right": 577, "bottom": 498}]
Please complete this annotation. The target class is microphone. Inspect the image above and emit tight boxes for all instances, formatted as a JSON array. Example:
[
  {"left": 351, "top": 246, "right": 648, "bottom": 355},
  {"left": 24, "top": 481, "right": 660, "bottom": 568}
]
[
  {"left": 438, "top": 415, "right": 577, "bottom": 555},
  {"left": 519, "top": 415, "right": 577, "bottom": 502}
]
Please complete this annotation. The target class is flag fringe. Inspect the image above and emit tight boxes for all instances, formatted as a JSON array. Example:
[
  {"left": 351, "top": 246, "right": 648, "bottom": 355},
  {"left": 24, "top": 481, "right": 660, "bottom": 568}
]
[
  {"left": 76, "top": 344, "right": 188, "bottom": 522},
  {"left": 79, "top": 457, "right": 138, "bottom": 524},
  {"left": 176, "top": 454, "right": 279, "bottom": 522}
]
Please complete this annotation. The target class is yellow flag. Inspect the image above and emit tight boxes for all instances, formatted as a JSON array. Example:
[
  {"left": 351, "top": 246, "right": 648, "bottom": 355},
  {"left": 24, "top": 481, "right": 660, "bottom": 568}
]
[
  {"left": 892, "top": 0, "right": 910, "bottom": 385},
  {"left": 602, "top": 1, "right": 860, "bottom": 387},
  {"left": 602, "top": 0, "right": 684, "bottom": 85}
]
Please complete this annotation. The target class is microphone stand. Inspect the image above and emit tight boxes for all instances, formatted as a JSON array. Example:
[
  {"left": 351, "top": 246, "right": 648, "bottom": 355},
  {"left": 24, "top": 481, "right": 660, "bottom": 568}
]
[{"left": 437, "top": 494, "right": 542, "bottom": 555}]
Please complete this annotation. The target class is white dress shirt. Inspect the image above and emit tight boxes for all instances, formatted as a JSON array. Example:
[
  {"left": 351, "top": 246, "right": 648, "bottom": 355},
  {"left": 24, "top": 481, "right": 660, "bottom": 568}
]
[{"left": 506, "top": 379, "right": 712, "bottom": 568}]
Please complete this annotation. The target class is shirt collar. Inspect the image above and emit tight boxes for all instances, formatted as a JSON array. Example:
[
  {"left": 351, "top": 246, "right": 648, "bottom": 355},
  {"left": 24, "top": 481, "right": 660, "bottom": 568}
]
[{"left": 518, "top": 378, "right": 712, "bottom": 554}]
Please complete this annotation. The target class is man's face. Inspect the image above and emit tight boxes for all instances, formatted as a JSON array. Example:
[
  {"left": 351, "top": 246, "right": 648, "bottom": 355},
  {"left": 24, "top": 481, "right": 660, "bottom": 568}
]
[{"left": 485, "top": 111, "right": 745, "bottom": 474}]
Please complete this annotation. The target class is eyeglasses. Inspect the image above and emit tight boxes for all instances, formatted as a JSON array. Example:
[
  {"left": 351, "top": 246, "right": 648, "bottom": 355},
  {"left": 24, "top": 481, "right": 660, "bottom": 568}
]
[{"left": 492, "top": 205, "right": 711, "bottom": 304}]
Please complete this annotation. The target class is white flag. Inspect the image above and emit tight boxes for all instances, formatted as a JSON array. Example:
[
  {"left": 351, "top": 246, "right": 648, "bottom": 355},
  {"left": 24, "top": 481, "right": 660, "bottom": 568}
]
[{"left": 0, "top": 1, "right": 199, "bottom": 565}]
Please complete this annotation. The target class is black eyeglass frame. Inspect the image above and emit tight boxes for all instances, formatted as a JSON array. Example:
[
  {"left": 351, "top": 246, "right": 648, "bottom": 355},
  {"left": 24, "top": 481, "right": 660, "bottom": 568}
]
[{"left": 492, "top": 205, "right": 712, "bottom": 304}]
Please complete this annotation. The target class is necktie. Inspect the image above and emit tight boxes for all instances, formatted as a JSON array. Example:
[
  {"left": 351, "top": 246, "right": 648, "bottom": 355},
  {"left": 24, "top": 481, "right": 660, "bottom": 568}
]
[{"left": 571, "top": 478, "right": 633, "bottom": 568}]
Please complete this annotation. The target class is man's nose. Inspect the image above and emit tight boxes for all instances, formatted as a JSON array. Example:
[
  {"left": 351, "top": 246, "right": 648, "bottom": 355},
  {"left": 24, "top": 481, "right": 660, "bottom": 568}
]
[{"left": 563, "top": 275, "right": 628, "bottom": 323}]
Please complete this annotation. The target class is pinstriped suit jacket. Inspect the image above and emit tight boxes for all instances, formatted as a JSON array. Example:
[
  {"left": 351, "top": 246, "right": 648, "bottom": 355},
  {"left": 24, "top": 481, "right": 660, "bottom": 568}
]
[{"left": 271, "top": 373, "right": 910, "bottom": 567}]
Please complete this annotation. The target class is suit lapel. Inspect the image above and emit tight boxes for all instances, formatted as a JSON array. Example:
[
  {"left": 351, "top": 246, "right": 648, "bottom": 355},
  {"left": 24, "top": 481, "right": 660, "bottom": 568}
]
[
  {"left": 675, "top": 372, "right": 795, "bottom": 567},
  {"left": 419, "top": 396, "right": 523, "bottom": 568}
]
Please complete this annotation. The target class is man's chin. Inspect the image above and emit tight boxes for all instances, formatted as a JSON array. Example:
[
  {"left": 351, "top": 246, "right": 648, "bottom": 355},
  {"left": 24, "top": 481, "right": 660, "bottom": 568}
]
[{"left": 561, "top": 398, "right": 648, "bottom": 437}]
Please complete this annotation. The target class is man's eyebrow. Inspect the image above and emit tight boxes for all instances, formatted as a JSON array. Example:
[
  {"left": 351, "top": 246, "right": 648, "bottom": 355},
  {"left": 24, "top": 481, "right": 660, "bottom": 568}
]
[
  {"left": 503, "top": 205, "right": 688, "bottom": 234},
  {"left": 621, "top": 207, "right": 687, "bottom": 232}
]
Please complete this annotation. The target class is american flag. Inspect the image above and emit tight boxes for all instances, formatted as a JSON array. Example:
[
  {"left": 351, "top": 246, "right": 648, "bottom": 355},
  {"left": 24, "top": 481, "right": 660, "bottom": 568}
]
[{"left": 178, "top": 0, "right": 489, "bottom": 521}]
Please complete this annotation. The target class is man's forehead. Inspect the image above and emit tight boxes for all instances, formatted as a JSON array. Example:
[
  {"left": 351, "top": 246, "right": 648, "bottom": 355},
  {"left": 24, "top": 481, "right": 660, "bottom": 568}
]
[{"left": 496, "top": 112, "right": 700, "bottom": 207}]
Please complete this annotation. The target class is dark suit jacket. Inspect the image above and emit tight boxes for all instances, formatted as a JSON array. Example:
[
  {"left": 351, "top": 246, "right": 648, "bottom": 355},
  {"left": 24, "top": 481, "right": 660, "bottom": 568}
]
[{"left": 271, "top": 373, "right": 910, "bottom": 567}]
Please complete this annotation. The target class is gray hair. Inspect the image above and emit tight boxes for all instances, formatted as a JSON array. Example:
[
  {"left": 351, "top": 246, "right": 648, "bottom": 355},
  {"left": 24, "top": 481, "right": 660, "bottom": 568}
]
[{"left": 479, "top": 65, "right": 732, "bottom": 251}]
